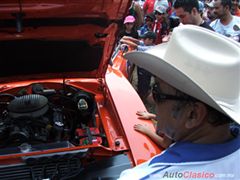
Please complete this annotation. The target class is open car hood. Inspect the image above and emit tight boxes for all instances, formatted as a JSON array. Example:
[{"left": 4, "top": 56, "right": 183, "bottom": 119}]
[{"left": 0, "top": 0, "right": 130, "bottom": 81}]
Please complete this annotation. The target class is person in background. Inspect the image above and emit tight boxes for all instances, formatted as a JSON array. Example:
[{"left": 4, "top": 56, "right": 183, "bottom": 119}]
[
  {"left": 129, "top": 0, "right": 144, "bottom": 28},
  {"left": 143, "top": 0, "right": 157, "bottom": 14},
  {"left": 139, "top": 13, "right": 156, "bottom": 36},
  {"left": 210, "top": 0, "right": 240, "bottom": 42},
  {"left": 154, "top": 0, "right": 169, "bottom": 12},
  {"left": 174, "top": 0, "right": 214, "bottom": 30},
  {"left": 119, "top": 31, "right": 156, "bottom": 51},
  {"left": 198, "top": 0, "right": 205, "bottom": 17},
  {"left": 120, "top": 32, "right": 156, "bottom": 102},
  {"left": 231, "top": 0, "right": 240, "bottom": 16},
  {"left": 118, "top": 15, "right": 139, "bottom": 41},
  {"left": 168, "top": 13, "right": 181, "bottom": 30},
  {"left": 143, "top": 0, "right": 169, "bottom": 15},
  {"left": 204, "top": 1, "right": 217, "bottom": 24},
  {"left": 153, "top": 4, "right": 171, "bottom": 44},
  {"left": 118, "top": 25, "right": 240, "bottom": 180}
]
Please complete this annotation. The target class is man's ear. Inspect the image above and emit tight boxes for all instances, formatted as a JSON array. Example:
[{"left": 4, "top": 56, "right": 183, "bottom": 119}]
[
  {"left": 185, "top": 102, "right": 207, "bottom": 129},
  {"left": 191, "top": 7, "right": 198, "bottom": 15},
  {"left": 224, "top": 5, "right": 230, "bottom": 11}
]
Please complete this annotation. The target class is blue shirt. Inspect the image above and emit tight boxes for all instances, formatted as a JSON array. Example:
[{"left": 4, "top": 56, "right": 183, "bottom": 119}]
[
  {"left": 137, "top": 41, "right": 154, "bottom": 52},
  {"left": 139, "top": 24, "right": 151, "bottom": 37},
  {"left": 118, "top": 136, "right": 240, "bottom": 180}
]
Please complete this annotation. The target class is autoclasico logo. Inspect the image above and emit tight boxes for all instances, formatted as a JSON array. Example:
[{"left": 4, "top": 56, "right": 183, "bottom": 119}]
[{"left": 162, "top": 171, "right": 215, "bottom": 179}]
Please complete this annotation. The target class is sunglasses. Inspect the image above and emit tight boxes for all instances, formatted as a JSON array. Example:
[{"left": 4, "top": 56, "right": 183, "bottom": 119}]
[
  {"left": 152, "top": 83, "right": 193, "bottom": 103},
  {"left": 145, "top": 18, "right": 153, "bottom": 22},
  {"left": 155, "top": 11, "right": 164, "bottom": 15}
]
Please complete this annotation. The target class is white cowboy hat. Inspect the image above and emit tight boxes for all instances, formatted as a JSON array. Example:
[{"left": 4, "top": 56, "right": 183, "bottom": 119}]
[{"left": 124, "top": 25, "right": 240, "bottom": 124}]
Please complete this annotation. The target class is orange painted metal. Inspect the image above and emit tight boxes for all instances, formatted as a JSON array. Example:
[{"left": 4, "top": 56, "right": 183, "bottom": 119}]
[
  {"left": 0, "top": 0, "right": 131, "bottom": 20},
  {"left": 106, "top": 67, "right": 162, "bottom": 166},
  {"left": 112, "top": 47, "right": 129, "bottom": 78},
  {"left": 0, "top": 72, "right": 162, "bottom": 166},
  {"left": 110, "top": 46, "right": 161, "bottom": 165},
  {"left": 0, "top": 0, "right": 162, "bottom": 171}
]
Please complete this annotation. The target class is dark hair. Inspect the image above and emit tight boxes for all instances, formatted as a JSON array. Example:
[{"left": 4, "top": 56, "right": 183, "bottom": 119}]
[
  {"left": 219, "top": 0, "right": 232, "bottom": 9},
  {"left": 206, "top": 106, "right": 233, "bottom": 126},
  {"left": 169, "top": 17, "right": 180, "bottom": 30},
  {"left": 141, "top": 31, "right": 157, "bottom": 40},
  {"left": 173, "top": 89, "right": 233, "bottom": 126},
  {"left": 173, "top": 0, "right": 200, "bottom": 13},
  {"left": 145, "top": 13, "right": 156, "bottom": 22}
]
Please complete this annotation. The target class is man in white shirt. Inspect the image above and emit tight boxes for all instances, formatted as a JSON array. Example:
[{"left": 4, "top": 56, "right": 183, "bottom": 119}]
[
  {"left": 118, "top": 25, "right": 240, "bottom": 180},
  {"left": 210, "top": 0, "right": 240, "bottom": 41}
]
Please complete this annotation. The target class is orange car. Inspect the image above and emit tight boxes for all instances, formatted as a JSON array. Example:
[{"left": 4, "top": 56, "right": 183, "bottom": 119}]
[{"left": 0, "top": 1, "right": 161, "bottom": 179}]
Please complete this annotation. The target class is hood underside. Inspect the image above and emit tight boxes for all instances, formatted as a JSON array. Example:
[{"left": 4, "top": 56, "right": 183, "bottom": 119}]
[
  {"left": 0, "top": 0, "right": 131, "bottom": 81},
  {"left": 0, "top": 0, "right": 130, "bottom": 20}
]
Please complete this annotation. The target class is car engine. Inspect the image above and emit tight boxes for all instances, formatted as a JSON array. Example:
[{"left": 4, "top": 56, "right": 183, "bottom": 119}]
[{"left": 0, "top": 83, "right": 98, "bottom": 148}]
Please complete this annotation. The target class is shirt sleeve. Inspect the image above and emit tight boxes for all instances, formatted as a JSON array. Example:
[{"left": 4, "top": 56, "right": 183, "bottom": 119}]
[{"left": 137, "top": 44, "right": 154, "bottom": 52}]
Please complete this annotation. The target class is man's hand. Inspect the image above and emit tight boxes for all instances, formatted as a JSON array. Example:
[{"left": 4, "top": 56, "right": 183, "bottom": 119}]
[
  {"left": 136, "top": 110, "right": 156, "bottom": 120},
  {"left": 119, "top": 39, "right": 138, "bottom": 49},
  {"left": 134, "top": 124, "right": 152, "bottom": 136}
]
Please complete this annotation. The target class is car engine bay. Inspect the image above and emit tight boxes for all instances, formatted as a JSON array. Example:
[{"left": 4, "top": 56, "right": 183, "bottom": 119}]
[
  {"left": 0, "top": 81, "right": 133, "bottom": 179},
  {"left": 0, "top": 82, "right": 104, "bottom": 151}
]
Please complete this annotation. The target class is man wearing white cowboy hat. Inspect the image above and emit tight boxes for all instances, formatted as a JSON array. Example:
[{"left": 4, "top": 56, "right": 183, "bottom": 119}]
[{"left": 118, "top": 25, "right": 240, "bottom": 180}]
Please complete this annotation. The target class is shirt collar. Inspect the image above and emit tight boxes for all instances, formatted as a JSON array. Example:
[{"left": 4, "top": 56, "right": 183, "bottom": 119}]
[{"left": 149, "top": 136, "right": 240, "bottom": 166}]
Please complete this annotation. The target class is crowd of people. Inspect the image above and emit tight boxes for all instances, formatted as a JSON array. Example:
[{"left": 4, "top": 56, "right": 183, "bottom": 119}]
[
  {"left": 116, "top": 0, "right": 240, "bottom": 179},
  {"left": 119, "top": 0, "right": 240, "bottom": 103},
  {"left": 119, "top": 0, "right": 240, "bottom": 41},
  {"left": 118, "top": 0, "right": 240, "bottom": 109}
]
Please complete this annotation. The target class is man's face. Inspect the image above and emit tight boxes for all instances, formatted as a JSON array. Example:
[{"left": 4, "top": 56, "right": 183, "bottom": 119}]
[
  {"left": 145, "top": 18, "right": 154, "bottom": 27},
  {"left": 152, "top": 79, "right": 190, "bottom": 141},
  {"left": 232, "top": 0, "right": 239, "bottom": 11},
  {"left": 143, "top": 38, "right": 154, "bottom": 45},
  {"left": 174, "top": 7, "right": 194, "bottom": 25},
  {"left": 207, "top": 6, "right": 217, "bottom": 20},
  {"left": 125, "top": 22, "right": 134, "bottom": 30},
  {"left": 155, "top": 11, "right": 165, "bottom": 21},
  {"left": 232, "top": 0, "right": 239, "bottom": 6},
  {"left": 213, "top": 0, "right": 228, "bottom": 19}
]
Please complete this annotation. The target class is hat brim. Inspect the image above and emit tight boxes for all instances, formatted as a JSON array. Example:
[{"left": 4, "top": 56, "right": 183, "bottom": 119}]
[
  {"left": 205, "top": 2, "right": 214, "bottom": 8},
  {"left": 155, "top": 10, "right": 164, "bottom": 14},
  {"left": 124, "top": 21, "right": 135, "bottom": 24},
  {"left": 124, "top": 44, "right": 239, "bottom": 123}
]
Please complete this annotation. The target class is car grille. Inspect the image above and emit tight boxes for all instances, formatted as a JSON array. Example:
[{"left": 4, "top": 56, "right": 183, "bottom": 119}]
[{"left": 0, "top": 158, "right": 82, "bottom": 180}]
